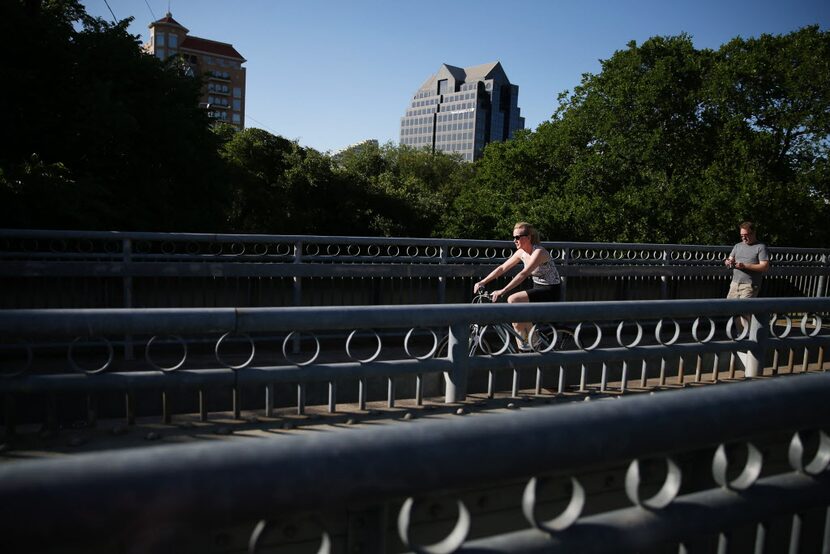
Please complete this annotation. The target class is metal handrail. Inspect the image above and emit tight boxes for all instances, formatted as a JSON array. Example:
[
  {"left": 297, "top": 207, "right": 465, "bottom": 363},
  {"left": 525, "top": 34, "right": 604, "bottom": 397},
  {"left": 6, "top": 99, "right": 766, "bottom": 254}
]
[{"left": 1, "top": 372, "right": 828, "bottom": 549}]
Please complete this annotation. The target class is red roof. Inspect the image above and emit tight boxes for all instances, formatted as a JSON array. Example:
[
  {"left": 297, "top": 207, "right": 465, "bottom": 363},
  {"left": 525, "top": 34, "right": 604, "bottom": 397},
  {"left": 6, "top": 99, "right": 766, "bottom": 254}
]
[
  {"left": 181, "top": 36, "right": 245, "bottom": 62},
  {"left": 149, "top": 13, "right": 188, "bottom": 33}
]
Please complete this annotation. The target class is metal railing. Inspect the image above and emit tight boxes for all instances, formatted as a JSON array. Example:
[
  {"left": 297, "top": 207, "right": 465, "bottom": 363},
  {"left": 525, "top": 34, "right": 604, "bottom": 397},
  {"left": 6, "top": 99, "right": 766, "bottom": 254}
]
[
  {"left": 1, "top": 229, "right": 828, "bottom": 308},
  {"left": 2, "top": 298, "right": 828, "bottom": 429},
  {"left": 1, "top": 369, "right": 829, "bottom": 553}
]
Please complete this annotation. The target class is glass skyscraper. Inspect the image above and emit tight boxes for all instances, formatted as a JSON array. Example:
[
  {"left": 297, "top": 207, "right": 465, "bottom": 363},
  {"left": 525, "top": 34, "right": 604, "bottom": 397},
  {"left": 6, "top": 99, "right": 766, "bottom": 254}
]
[{"left": 399, "top": 62, "right": 524, "bottom": 161}]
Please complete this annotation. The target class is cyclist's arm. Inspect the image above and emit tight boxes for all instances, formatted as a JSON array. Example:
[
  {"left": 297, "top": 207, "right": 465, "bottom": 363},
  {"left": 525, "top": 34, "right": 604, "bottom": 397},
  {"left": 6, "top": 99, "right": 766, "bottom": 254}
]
[
  {"left": 474, "top": 251, "right": 522, "bottom": 293},
  {"left": 492, "top": 249, "right": 549, "bottom": 299}
]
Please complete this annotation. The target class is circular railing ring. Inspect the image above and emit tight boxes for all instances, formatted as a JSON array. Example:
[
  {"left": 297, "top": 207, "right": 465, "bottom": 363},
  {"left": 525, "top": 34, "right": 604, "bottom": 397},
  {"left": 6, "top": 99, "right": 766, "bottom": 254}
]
[
  {"left": 424, "top": 245, "right": 439, "bottom": 258},
  {"left": 49, "top": 239, "right": 67, "bottom": 253},
  {"left": 529, "top": 323, "right": 558, "bottom": 353},
  {"left": 406, "top": 245, "right": 419, "bottom": 257},
  {"left": 479, "top": 325, "right": 511, "bottom": 356},
  {"left": 77, "top": 239, "right": 94, "bottom": 253},
  {"left": 616, "top": 320, "right": 643, "bottom": 348},
  {"left": 387, "top": 245, "right": 400, "bottom": 257},
  {"left": 800, "top": 313, "right": 823, "bottom": 337},
  {"left": 484, "top": 247, "right": 498, "bottom": 259},
  {"left": 712, "top": 442, "right": 763, "bottom": 490},
  {"left": 208, "top": 241, "right": 223, "bottom": 255},
  {"left": 347, "top": 244, "right": 360, "bottom": 256},
  {"left": 655, "top": 319, "right": 681, "bottom": 346},
  {"left": 145, "top": 335, "right": 188, "bottom": 372},
  {"left": 229, "top": 242, "right": 246, "bottom": 256},
  {"left": 68, "top": 336, "right": 114, "bottom": 374},
  {"left": 467, "top": 247, "right": 480, "bottom": 259},
  {"left": 346, "top": 329, "right": 383, "bottom": 363},
  {"left": 501, "top": 247, "right": 513, "bottom": 258},
  {"left": 725, "top": 316, "right": 750, "bottom": 341},
  {"left": 788, "top": 430, "right": 830, "bottom": 476},
  {"left": 691, "top": 317, "right": 716, "bottom": 343},
  {"left": 282, "top": 332, "right": 321, "bottom": 366},
  {"left": 522, "top": 476, "right": 584, "bottom": 533},
  {"left": 160, "top": 241, "right": 176, "bottom": 255},
  {"left": 0, "top": 339, "right": 34, "bottom": 378},
  {"left": 186, "top": 241, "right": 202, "bottom": 255},
  {"left": 583, "top": 250, "right": 596, "bottom": 260},
  {"left": 249, "top": 519, "right": 331, "bottom": 554},
  {"left": 404, "top": 328, "right": 439, "bottom": 360},
  {"left": 367, "top": 244, "right": 381, "bottom": 257},
  {"left": 397, "top": 498, "right": 470, "bottom": 554},
  {"left": 306, "top": 243, "right": 321, "bottom": 257},
  {"left": 325, "top": 244, "right": 341, "bottom": 256},
  {"left": 449, "top": 247, "right": 463, "bottom": 258},
  {"left": 574, "top": 322, "right": 602, "bottom": 351},
  {"left": 598, "top": 250, "right": 609, "bottom": 260},
  {"left": 215, "top": 332, "right": 256, "bottom": 370},
  {"left": 625, "top": 457, "right": 682, "bottom": 510},
  {"left": 253, "top": 243, "right": 269, "bottom": 256},
  {"left": 768, "top": 313, "right": 792, "bottom": 338}
]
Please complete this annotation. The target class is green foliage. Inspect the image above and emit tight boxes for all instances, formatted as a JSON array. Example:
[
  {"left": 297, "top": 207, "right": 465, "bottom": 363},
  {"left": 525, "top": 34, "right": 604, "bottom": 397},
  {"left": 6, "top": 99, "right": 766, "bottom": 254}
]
[
  {"left": 334, "top": 142, "right": 472, "bottom": 237},
  {"left": 1, "top": 0, "right": 229, "bottom": 231},
  {"left": 448, "top": 27, "right": 829, "bottom": 247}
]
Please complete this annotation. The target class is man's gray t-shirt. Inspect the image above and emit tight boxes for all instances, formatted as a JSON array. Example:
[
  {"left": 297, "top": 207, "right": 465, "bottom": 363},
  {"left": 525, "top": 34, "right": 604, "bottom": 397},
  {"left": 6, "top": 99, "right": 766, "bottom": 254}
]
[{"left": 729, "top": 242, "right": 769, "bottom": 286}]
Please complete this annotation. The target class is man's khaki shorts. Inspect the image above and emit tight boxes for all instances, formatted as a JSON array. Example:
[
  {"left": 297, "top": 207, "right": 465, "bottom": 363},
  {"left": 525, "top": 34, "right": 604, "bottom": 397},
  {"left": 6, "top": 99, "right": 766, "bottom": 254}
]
[{"left": 727, "top": 282, "right": 760, "bottom": 299}]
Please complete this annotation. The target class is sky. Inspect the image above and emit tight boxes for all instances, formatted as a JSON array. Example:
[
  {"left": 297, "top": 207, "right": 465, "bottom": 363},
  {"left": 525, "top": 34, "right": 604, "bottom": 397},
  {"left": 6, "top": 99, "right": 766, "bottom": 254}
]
[{"left": 80, "top": 0, "right": 829, "bottom": 154}]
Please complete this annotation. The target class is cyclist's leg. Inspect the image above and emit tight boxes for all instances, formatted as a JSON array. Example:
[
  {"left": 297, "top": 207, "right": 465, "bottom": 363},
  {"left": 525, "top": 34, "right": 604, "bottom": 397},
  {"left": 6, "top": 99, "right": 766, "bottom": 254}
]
[{"left": 507, "top": 290, "right": 531, "bottom": 348}]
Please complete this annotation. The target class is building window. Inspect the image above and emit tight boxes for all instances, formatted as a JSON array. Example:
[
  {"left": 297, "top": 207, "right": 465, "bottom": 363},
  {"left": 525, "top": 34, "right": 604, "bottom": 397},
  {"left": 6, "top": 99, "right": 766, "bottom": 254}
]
[
  {"left": 438, "top": 79, "right": 448, "bottom": 95},
  {"left": 156, "top": 33, "right": 165, "bottom": 47},
  {"left": 232, "top": 113, "right": 241, "bottom": 124},
  {"left": 168, "top": 34, "right": 178, "bottom": 48},
  {"left": 233, "top": 99, "right": 241, "bottom": 110},
  {"left": 155, "top": 48, "right": 165, "bottom": 60}
]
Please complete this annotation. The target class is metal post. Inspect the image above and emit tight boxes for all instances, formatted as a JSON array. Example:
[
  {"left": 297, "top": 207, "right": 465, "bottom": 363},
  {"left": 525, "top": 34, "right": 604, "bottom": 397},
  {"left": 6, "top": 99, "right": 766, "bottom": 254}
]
[
  {"left": 292, "top": 240, "right": 303, "bottom": 354},
  {"left": 745, "top": 311, "right": 770, "bottom": 378},
  {"left": 445, "top": 323, "right": 469, "bottom": 403},
  {"left": 122, "top": 238, "right": 134, "bottom": 360},
  {"left": 438, "top": 244, "right": 447, "bottom": 304},
  {"left": 816, "top": 254, "right": 827, "bottom": 297}
]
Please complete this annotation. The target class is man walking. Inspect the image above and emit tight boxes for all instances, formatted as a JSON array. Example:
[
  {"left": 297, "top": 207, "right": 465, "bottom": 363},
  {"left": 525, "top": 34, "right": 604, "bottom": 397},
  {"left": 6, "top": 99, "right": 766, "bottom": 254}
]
[{"left": 725, "top": 221, "right": 770, "bottom": 298}]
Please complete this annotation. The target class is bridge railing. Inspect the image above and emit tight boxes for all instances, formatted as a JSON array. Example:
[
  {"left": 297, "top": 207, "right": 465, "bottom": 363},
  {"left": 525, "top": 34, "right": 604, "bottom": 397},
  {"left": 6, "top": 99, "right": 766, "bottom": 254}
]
[
  {"left": 1, "top": 229, "right": 828, "bottom": 308},
  {"left": 1, "top": 365, "right": 829, "bottom": 552},
  {"left": 2, "top": 298, "right": 828, "bottom": 429}
]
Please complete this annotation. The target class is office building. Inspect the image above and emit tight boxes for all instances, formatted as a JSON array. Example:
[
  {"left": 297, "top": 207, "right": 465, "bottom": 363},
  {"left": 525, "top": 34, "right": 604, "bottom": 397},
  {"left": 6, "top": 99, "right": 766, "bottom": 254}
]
[
  {"left": 144, "top": 13, "right": 246, "bottom": 129},
  {"left": 399, "top": 62, "right": 524, "bottom": 161}
]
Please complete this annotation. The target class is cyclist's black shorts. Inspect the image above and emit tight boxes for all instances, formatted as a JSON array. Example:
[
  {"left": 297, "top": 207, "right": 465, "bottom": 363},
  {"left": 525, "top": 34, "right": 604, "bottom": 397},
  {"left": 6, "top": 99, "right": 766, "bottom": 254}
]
[{"left": 526, "top": 282, "right": 561, "bottom": 302}]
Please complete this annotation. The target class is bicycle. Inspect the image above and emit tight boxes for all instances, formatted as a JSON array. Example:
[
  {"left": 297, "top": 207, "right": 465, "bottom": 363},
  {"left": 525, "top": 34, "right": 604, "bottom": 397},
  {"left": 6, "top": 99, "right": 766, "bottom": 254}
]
[{"left": 436, "top": 289, "right": 573, "bottom": 357}]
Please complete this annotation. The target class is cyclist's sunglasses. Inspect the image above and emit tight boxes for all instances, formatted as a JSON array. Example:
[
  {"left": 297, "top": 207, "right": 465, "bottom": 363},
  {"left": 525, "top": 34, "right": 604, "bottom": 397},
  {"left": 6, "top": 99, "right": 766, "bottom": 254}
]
[{"left": 513, "top": 233, "right": 528, "bottom": 241}]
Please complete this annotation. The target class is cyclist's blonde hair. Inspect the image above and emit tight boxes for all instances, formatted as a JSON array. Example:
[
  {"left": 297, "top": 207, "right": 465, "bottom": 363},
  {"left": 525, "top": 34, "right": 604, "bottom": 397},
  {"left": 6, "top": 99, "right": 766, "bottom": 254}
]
[{"left": 514, "top": 222, "right": 540, "bottom": 245}]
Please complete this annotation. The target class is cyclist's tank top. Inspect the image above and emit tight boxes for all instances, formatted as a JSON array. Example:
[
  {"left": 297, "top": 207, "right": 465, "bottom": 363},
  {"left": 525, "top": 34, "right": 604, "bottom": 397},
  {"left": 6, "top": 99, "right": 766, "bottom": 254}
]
[{"left": 521, "top": 245, "right": 561, "bottom": 286}]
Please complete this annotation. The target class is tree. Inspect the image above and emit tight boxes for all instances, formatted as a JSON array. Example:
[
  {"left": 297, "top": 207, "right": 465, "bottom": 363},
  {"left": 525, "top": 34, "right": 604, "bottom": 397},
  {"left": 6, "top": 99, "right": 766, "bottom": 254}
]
[{"left": 0, "top": 0, "right": 230, "bottom": 231}]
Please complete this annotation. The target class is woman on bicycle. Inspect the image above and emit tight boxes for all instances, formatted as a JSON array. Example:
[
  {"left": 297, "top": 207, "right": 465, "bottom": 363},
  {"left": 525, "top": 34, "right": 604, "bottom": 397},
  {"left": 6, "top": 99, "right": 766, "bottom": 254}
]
[{"left": 473, "top": 222, "right": 561, "bottom": 350}]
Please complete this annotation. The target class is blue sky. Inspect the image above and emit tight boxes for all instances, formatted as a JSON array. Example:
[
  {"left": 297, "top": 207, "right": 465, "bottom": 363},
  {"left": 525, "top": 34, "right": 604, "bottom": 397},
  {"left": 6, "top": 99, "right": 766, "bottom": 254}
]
[{"left": 80, "top": 0, "right": 828, "bottom": 153}]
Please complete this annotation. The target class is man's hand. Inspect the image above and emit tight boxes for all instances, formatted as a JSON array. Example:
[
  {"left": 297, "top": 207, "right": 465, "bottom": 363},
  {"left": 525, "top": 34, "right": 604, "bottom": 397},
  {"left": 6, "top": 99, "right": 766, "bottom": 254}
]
[{"left": 491, "top": 289, "right": 505, "bottom": 302}]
